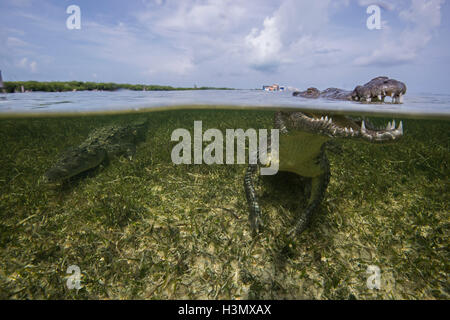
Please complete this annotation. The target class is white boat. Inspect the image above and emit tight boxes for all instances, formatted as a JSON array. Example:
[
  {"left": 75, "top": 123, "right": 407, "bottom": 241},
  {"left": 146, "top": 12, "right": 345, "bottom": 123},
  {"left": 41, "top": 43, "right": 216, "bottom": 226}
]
[{"left": 262, "top": 84, "right": 286, "bottom": 92}]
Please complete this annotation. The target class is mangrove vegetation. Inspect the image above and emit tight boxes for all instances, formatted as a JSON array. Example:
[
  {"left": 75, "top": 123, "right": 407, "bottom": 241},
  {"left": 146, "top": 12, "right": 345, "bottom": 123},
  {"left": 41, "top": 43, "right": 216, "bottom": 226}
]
[{"left": 2, "top": 81, "right": 233, "bottom": 93}]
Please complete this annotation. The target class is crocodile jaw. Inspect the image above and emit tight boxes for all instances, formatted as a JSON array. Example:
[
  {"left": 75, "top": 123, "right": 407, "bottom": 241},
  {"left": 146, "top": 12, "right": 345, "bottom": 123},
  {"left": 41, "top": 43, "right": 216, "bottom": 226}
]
[{"left": 284, "top": 112, "right": 403, "bottom": 142}]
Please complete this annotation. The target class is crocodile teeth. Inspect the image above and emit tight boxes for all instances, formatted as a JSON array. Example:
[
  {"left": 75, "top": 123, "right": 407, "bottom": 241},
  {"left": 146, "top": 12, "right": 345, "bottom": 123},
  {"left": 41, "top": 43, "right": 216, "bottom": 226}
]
[
  {"left": 350, "top": 127, "right": 354, "bottom": 134},
  {"left": 386, "top": 122, "right": 391, "bottom": 130},
  {"left": 398, "top": 121, "right": 403, "bottom": 134},
  {"left": 329, "top": 118, "right": 332, "bottom": 124},
  {"left": 325, "top": 116, "right": 328, "bottom": 121},
  {"left": 320, "top": 117, "right": 324, "bottom": 121},
  {"left": 361, "top": 120, "right": 366, "bottom": 132},
  {"left": 386, "top": 120, "right": 397, "bottom": 131}
]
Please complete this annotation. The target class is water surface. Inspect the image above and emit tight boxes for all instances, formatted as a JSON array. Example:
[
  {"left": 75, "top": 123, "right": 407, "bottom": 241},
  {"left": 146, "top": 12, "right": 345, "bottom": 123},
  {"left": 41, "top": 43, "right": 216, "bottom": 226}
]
[{"left": 1, "top": 89, "right": 449, "bottom": 118}]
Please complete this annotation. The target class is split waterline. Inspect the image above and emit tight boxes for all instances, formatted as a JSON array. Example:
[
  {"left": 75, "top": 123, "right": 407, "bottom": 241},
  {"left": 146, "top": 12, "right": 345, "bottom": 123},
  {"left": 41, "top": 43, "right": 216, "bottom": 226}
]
[{"left": 0, "top": 89, "right": 450, "bottom": 120}]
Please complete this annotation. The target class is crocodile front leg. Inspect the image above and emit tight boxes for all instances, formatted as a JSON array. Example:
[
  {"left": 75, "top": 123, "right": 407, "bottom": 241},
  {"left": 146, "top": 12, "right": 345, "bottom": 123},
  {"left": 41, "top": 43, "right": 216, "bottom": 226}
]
[
  {"left": 244, "top": 161, "right": 263, "bottom": 234},
  {"left": 244, "top": 151, "right": 330, "bottom": 236},
  {"left": 289, "top": 149, "right": 330, "bottom": 236}
]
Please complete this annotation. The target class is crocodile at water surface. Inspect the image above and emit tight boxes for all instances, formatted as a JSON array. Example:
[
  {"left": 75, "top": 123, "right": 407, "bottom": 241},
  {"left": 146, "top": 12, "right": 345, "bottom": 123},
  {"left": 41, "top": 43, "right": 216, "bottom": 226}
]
[
  {"left": 293, "top": 76, "right": 407, "bottom": 103},
  {"left": 44, "top": 119, "right": 149, "bottom": 183},
  {"left": 245, "top": 77, "right": 405, "bottom": 236}
]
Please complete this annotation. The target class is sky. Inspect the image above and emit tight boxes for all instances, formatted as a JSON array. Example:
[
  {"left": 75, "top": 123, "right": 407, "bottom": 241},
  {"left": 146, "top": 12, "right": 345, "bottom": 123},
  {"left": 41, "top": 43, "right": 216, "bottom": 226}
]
[{"left": 0, "top": 0, "right": 449, "bottom": 93}]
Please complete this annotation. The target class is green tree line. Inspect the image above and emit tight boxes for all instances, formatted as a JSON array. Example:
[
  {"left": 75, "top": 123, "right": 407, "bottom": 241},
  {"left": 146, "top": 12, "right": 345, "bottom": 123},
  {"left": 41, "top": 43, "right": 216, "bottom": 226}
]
[{"left": 2, "top": 81, "right": 233, "bottom": 93}]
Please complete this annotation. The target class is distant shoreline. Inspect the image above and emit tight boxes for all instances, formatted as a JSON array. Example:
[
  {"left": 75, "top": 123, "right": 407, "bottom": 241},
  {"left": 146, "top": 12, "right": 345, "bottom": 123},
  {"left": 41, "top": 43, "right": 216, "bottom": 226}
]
[{"left": 2, "top": 81, "right": 234, "bottom": 93}]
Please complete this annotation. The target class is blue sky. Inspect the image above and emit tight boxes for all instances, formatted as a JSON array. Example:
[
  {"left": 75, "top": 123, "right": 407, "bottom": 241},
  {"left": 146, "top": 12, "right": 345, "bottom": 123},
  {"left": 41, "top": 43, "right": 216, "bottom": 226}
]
[{"left": 1, "top": 0, "right": 449, "bottom": 93}]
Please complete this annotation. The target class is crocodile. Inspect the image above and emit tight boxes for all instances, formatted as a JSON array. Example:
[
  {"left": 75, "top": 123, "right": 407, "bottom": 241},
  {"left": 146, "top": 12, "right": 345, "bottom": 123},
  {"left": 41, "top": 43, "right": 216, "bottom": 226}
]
[
  {"left": 44, "top": 119, "right": 149, "bottom": 183},
  {"left": 245, "top": 77, "right": 405, "bottom": 236},
  {"left": 293, "top": 76, "right": 407, "bottom": 103}
]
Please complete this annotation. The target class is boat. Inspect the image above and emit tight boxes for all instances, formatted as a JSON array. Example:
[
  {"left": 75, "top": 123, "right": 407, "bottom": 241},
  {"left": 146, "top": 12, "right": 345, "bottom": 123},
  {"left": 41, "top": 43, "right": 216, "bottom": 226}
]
[{"left": 262, "top": 84, "right": 286, "bottom": 92}]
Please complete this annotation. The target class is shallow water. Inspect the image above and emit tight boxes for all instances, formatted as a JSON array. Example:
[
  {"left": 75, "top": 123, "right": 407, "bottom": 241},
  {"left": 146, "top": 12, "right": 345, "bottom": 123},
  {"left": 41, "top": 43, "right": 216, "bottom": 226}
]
[
  {"left": 1, "top": 89, "right": 450, "bottom": 119},
  {"left": 0, "top": 98, "right": 448, "bottom": 299}
]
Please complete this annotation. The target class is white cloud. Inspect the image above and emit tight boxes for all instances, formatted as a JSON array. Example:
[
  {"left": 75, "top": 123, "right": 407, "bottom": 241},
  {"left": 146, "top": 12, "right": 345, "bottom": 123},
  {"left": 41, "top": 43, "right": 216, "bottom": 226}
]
[
  {"left": 29, "top": 60, "right": 37, "bottom": 72},
  {"left": 399, "top": 0, "right": 443, "bottom": 28},
  {"left": 15, "top": 57, "right": 37, "bottom": 72},
  {"left": 358, "top": 0, "right": 396, "bottom": 11},
  {"left": 6, "top": 36, "right": 29, "bottom": 47},
  {"left": 244, "top": 0, "right": 352, "bottom": 71},
  {"left": 7, "top": 0, "right": 32, "bottom": 7},
  {"left": 144, "top": 56, "right": 194, "bottom": 76},
  {"left": 1, "top": 0, "right": 447, "bottom": 89},
  {"left": 75, "top": 0, "right": 440, "bottom": 78},
  {"left": 355, "top": 0, "right": 444, "bottom": 66},
  {"left": 17, "top": 57, "right": 28, "bottom": 68},
  {"left": 245, "top": 16, "right": 283, "bottom": 71},
  {"left": 1, "top": 34, "right": 38, "bottom": 57},
  {"left": 155, "top": 0, "right": 246, "bottom": 33},
  {"left": 70, "top": 21, "right": 195, "bottom": 77}
]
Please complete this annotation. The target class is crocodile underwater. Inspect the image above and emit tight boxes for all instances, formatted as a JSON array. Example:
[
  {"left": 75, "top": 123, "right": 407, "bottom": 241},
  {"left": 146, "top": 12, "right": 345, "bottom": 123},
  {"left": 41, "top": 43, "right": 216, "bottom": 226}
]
[
  {"left": 293, "top": 76, "right": 407, "bottom": 103},
  {"left": 44, "top": 119, "right": 149, "bottom": 183},
  {"left": 245, "top": 77, "right": 405, "bottom": 236}
]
